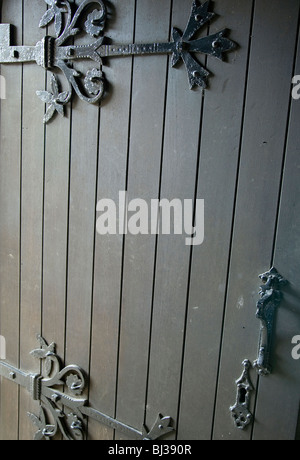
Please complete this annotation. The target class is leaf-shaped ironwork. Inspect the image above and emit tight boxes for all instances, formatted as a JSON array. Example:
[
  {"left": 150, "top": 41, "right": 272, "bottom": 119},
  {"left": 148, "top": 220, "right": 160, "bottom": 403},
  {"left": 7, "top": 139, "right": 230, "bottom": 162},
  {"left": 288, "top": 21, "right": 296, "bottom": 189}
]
[
  {"left": 36, "top": 73, "right": 71, "bottom": 123},
  {"left": 84, "top": 68, "right": 104, "bottom": 95},
  {"left": 55, "top": 0, "right": 107, "bottom": 46},
  {"left": 28, "top": 407, "right": 57, "bottom": 441},
  {"left": 40, "top": 0, "right": 68, "bottom": 37},
  {"left": 143, "top": 414, "right": 174, "bottom": 440},
  {"left": 85, "top": 8, "right": 106, "bottom": 37}
]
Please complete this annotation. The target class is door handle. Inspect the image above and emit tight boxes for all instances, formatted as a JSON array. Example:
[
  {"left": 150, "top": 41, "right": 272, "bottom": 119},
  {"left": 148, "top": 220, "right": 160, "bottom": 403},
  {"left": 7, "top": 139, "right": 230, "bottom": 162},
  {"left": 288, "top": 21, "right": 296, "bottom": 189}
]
[
  {"left": 253, "top": 267, "right": 288, "bottom": 376},
  {"left": 231, "top": 267, "right": 287, "bottom": 429}
]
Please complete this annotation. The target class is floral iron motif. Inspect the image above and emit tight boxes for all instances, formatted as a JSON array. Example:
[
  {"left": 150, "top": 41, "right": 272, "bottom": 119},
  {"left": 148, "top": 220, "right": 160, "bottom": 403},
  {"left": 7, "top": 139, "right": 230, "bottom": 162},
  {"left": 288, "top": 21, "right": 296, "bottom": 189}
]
[
  {"left": 0, "top": 335, "right": 174, "bottom": 440},
  {"left": 0, "top": 0, "right": 236, "bottom": 123}
]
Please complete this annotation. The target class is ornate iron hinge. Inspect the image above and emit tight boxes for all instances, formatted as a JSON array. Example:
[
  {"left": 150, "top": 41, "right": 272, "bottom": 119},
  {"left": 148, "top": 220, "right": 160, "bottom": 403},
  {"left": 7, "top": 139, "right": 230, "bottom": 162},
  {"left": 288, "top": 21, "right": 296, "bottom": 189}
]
[
  {"left": 0, "top": 0, "right": 236, "bottom": 123},
  {"left": 0, "top": 336, "right": 174, "bottom": 440}
]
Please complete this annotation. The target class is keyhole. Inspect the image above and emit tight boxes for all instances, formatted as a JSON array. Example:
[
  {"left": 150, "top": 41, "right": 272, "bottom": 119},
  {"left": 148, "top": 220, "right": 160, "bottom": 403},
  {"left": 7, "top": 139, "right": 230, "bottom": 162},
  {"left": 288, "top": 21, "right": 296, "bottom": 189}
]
[{"left": 238, "top": 387, "right": 247, "bottom": 404}]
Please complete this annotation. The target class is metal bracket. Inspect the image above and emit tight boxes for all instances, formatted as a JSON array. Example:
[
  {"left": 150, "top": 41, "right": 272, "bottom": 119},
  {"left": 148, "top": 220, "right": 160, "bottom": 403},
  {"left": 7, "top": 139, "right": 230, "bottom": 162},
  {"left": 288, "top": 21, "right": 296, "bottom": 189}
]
[
  {"left": 0, "top": 0, "right": 236, "bottom": 123},
  {"left": 0, "top": 335, "right": 174, "bottom": 441}
]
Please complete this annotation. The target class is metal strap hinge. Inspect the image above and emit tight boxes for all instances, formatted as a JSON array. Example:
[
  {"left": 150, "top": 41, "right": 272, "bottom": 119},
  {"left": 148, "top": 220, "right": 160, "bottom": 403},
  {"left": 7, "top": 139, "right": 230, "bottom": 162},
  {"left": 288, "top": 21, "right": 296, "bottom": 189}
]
[
  {"left": 0, "top": 0, "right": 236, "bottom": 123},
  {"left": 0, "top": 336, "right": 174, "bottom": 441}
]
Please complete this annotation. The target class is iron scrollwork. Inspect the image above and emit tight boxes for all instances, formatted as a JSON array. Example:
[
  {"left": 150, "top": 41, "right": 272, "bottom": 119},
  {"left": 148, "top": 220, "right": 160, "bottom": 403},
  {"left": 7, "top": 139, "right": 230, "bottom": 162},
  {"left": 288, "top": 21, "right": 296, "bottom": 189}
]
[
  {"left": 0, "top": 335, "right": 174, "bottom": 441},
  {"left": 0, "top": 0, "right": 236, "bottom": 123},
  {"left": 37, "top": 0, "right": 107, "bottom": 123},
  {"left": 28, "top": 335, "right": 87, "bottom": 440}
]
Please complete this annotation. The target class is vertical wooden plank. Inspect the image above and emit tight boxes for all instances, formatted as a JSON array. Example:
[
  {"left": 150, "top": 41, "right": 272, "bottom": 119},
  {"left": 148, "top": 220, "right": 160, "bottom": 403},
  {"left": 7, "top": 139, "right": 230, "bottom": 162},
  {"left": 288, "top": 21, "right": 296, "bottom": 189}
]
[
  {"left": 0, "top": 0, "right": 22, "bottom": 441},
  {"left": 41, "top": 0, "right": 74, "bottom": 361},
  {"left": 212, "top": 0, "right": 299, "bottom": 440},
  {"left": 38, "top": 7, "right": 73, "bottom": 442},
  {"left": 64, "top": 1, "right": 100, "bottom": 372},
  {"left": 253, "top": 24, "right": 300, "bottom": 440},
  {"left": 115, "top": 0, "right": 171, "bottom": 439},
  {"left": 177, "top": 0, "right": 254, "bottom": 440},
  {"left": 18, "top": 0, "right": 46, "bottom": 440},
  {"left": 88, "top": 0, "right": 135, "bottom": 440},
  {"left": 144, "top": 0, "right": 203, "bottom": 438},
  {"left": 42, "top": 80, "right": 71, "bottom": 366}
]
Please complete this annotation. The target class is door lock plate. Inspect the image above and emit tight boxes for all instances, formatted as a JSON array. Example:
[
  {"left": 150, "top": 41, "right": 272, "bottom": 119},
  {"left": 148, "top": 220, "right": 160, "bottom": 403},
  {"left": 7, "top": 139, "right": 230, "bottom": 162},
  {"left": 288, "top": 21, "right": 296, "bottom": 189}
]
[{"left": 230, "top": 359, "right": 254, "bottom": 430}]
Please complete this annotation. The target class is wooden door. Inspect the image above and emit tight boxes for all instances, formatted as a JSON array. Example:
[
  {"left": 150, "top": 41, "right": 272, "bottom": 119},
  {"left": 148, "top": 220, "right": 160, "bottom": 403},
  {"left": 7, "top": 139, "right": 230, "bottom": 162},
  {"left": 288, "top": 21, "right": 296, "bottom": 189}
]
[{"left": 0, "top": 0, "right": 299, "bottom": 441}]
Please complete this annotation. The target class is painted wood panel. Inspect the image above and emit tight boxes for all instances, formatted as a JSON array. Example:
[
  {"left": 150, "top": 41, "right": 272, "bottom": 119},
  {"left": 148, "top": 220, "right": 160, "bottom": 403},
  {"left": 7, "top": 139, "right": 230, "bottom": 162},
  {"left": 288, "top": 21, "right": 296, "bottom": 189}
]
[
  {"left": 88, "top": 0, "right": 136, "bottom": 440},
  {"left": 144, "top": 0, "right": 203, "bottom": 439},
  {"left": 212, "top": 0, "right": 300, "bottom": 440},
  {"left": 178, "top": 0, "right": 255, "bottom": 441},
  {"left": 115, "top": 0, "right": 171, "bottom": 440},
  {"left": 18, "top": 0, "right": 47, "bottom": 440},
  {"left": 253, "top": 23, "right": 300, "bottom": 440}
]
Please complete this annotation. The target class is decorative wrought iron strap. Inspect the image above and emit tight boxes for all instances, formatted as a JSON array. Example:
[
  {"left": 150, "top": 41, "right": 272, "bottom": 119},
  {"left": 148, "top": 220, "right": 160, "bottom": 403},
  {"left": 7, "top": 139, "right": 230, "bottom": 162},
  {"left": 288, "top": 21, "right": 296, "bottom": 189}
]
[
  {"left": 0, "top": 336, "right": 174, "bottom": 441},
  {"left": 0, "top": 0, "right": 236, "bottom": 123}
]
